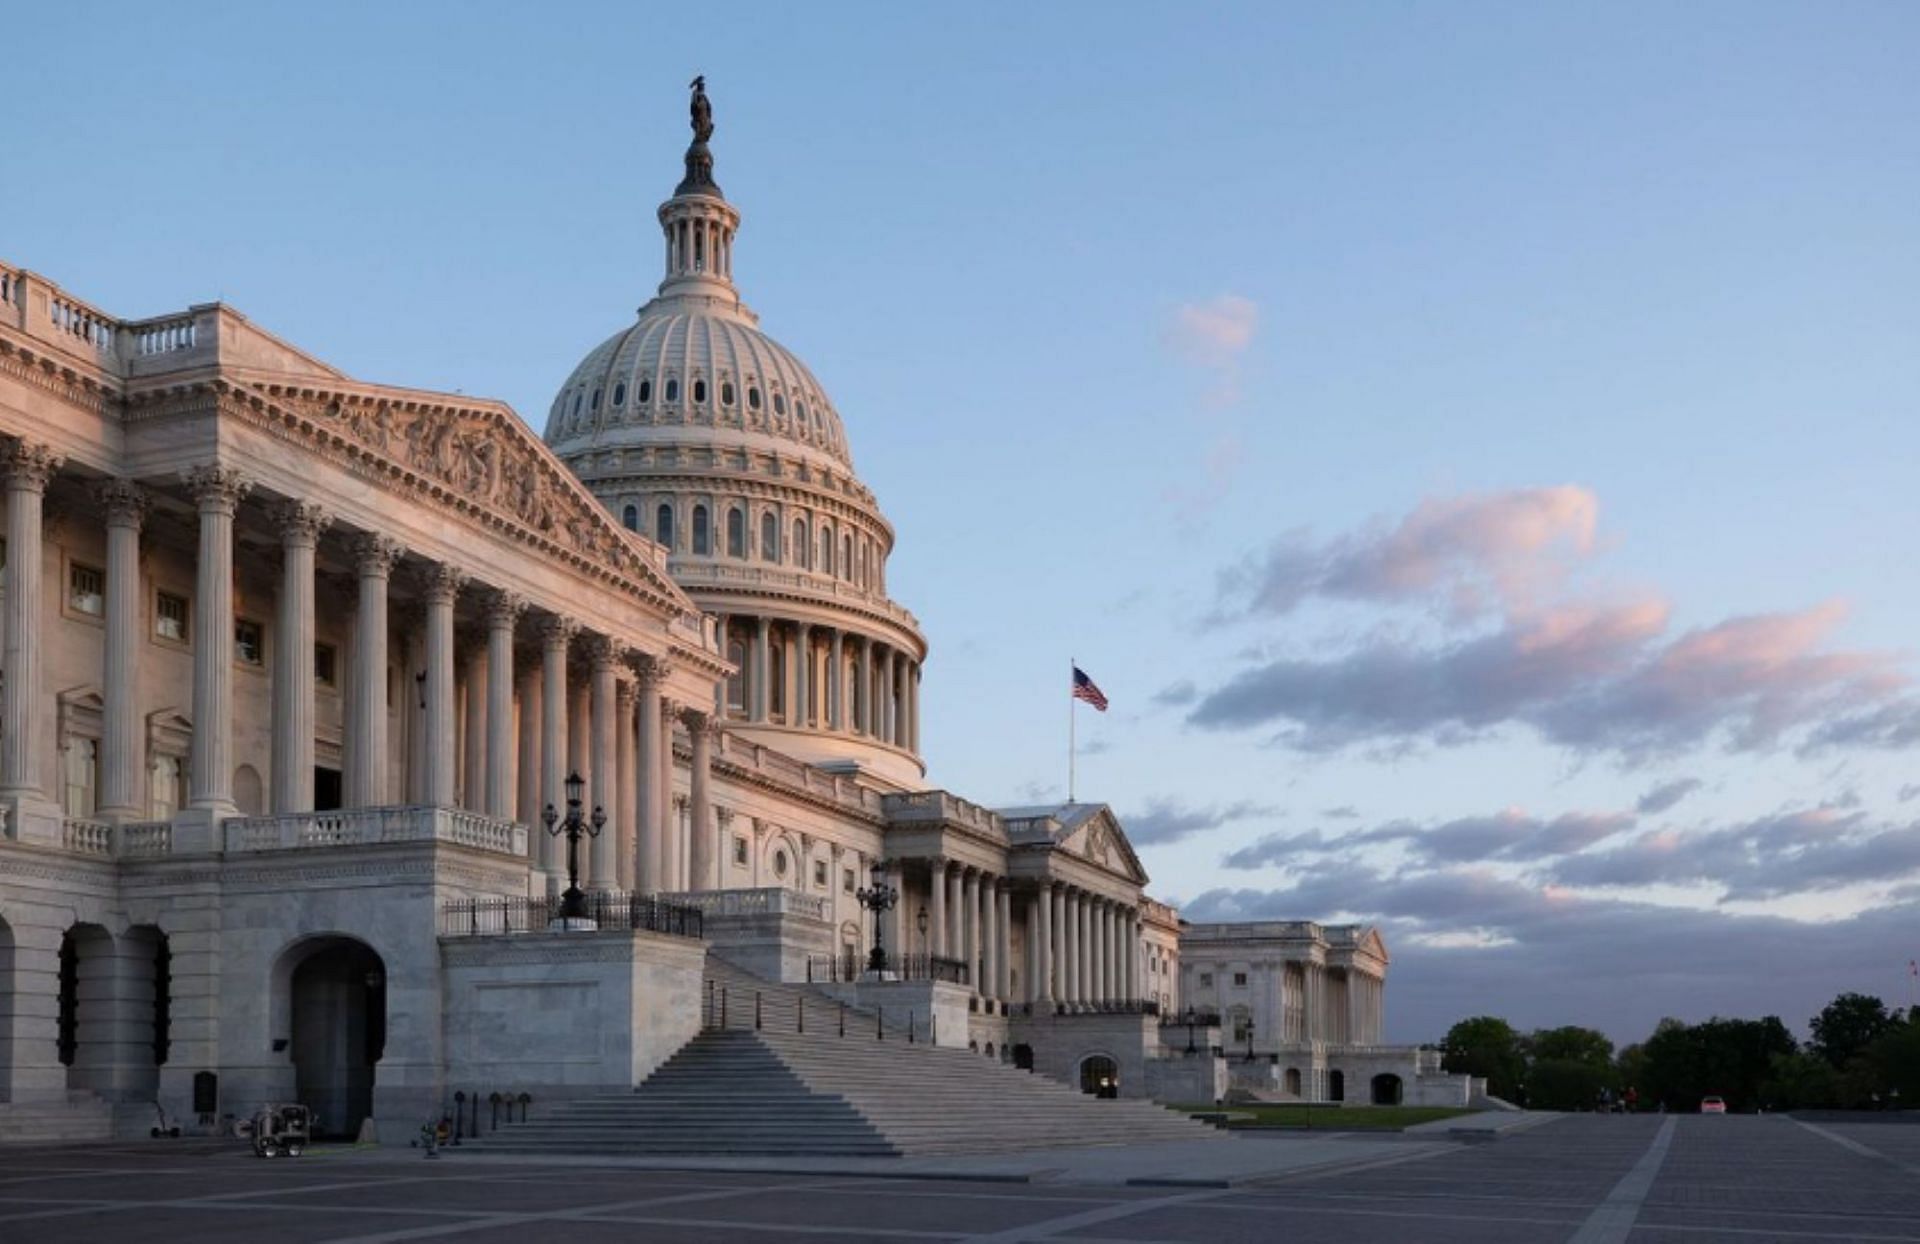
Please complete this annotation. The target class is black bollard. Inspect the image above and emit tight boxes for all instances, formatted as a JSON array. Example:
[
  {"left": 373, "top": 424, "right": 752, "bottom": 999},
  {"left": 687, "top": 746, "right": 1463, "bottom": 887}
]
[{"left": 489, "top": 1092, "right": 502, "bottom": 1131}]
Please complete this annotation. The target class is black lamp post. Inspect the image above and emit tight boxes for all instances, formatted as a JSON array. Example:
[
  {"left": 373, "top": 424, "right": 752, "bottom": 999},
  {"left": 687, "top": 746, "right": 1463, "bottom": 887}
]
[
  {"left": 1185, "top": 1005, "right": 1197, "bottom": 1054},
  {"left": 855, "top": 860, "right": 898, "bottom": 974},
  {"left": 541, "top": 771, "right": 604, "bottom": 922},
  {"left": 1245, "top": 1019, "right": 1257, "bottom": 1063}
]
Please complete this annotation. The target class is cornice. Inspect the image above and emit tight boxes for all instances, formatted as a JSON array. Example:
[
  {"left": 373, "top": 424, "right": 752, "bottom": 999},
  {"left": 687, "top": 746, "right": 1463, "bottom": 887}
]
[{"left": 0, "top": 335, "right": 123, "bottom": 419}]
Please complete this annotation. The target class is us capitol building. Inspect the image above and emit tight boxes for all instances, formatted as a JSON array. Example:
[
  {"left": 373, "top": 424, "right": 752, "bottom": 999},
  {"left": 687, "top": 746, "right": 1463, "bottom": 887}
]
[{"left": 0, "top": 85, "right": 1478, "bottom": 1147}]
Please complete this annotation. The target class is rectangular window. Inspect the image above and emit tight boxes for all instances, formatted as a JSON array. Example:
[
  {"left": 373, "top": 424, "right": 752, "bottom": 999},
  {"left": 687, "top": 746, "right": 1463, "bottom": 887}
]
[
  {"left": 1199, "top": 972, "right": 1214, "bottom": 988},
  {"left": 64, "top": 738, "right": 98, "bottom": 817},
  {"left": 814, "top": 860, "right": 828, "bottom": 888},
  {"left": 68, "top": 563, "right": 104, "bottom": 616},
  {"left": 733, "top": 836, "right": 748, "bottom": 866},
  {"left": 149, "top": 755, "right": 182, "bottom": 820},
  {"left": 315, "top": 642, "right": 338, "bottom": 687},
  {"left": 235, "top": 619, "right": 264, "bottom": 666},
  {"left": 155, "top": 592, "right": 189, "bottom": 642},
  {"left": 843, "top": 868, "right": 855, "bottom": 894},
  {"left": 1233, "top": 972, "right": 1248, "bottom": 988}
]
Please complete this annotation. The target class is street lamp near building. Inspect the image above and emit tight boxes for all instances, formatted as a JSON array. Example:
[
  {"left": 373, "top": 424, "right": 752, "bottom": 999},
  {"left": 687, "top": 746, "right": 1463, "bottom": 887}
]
[
  {"left": 1245, "top": 1019, "right": 1257, "bottom": 1063},
  {"left": 1185, "top": 1005, "right": 1197, "bottom": 1054},
  {"left": 917, "top": 905, "right": 929, "bottom": 961},
  {"left": 541, "top": 771, "right": 604, "bottom": 922},
  {"left": 856, "top": 859, "right": 897, "bottom": 974}
]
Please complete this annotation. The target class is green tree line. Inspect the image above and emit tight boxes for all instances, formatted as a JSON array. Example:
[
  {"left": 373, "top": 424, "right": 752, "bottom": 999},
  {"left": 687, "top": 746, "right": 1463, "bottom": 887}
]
[{"left": 1439, "top": 992, "right": 1920, "bottom": 1113}]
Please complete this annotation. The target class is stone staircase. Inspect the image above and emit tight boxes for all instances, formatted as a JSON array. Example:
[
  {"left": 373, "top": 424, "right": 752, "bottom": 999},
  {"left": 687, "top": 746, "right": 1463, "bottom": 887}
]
[
  {"left": 472, "top": 959, "right": 1221, "bottom": 1157},
  {"left": 0, "top": 1093, "right": 114, "bottom": 1144}
]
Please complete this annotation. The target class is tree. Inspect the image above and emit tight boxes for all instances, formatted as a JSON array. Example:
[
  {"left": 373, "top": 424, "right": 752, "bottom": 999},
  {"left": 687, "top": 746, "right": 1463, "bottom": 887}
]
[
  {"left": 1760, "top": 1051, "right": 1839, "bottom": 1111},
  {"left": 1527, "top": 1058, "right": 1614, "bottom": 1110},
  {"left": 1640, "top": 1015, "right": 1796, "bottom": 1113},
  {"left": 1441, "top": 1016, "right": 1525, "bottom": 1100},
  {"left": 1810, "top": 993, "right": 1895, "bottom": 1069},
  {"left": 1532, "top": 1026, "right": 1614, "bottom": 1070}
]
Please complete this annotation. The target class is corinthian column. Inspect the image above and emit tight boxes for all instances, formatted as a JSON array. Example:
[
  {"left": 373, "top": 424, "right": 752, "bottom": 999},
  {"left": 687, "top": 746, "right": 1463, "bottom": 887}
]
[
  {"left": 686, "top": 710, "right": 716, "bottom": 890},
  {"left": 537, "top": 617, "right": 575, "bottom": 881},
  {"left": 484, "top": 593, "right": 524, "bottom": 819},
  {"left": 347, "top": 535, "right": 402, "bottom": 807},
  {"left": 270, "top": 501, "right": 329, "bottom": 814},
  {"left": 634, "top": 657, "right": 667, "bottom": 891},
  {"left": 827, "top": 628, "right": 844, "bottom": 730},
  {"left": 979, "top": 874, "right": 997, "bottom": 1004},
  {"left": 995, "top": 881, "right": 1012, "bottom": 1001},
  {"left": 856, "top": 636, "right": 873, "bottom": 736},
  {"left": 928, "top": 860, "right": 948, "bottom": 958},
  {"left": 962, "top": 868, "right": 980, "bottom": 992},
  {"left": 421, "top": 563, "right": 465, "bottom": 808},
  {"left": 586, "top": 635, "right": 622, "bottom": 889},
  {"left": 1035, "top": 882, "right": 1054, "bottom": 1008},
  {"left": 185, "top": 465, "right": 250, "bottom": 815},
  {"left": 0, "top": 443, "right": 61, "bottom": 822},
  {"left": 96, "top": 481, "right": 149, "bottom": 821},
  {"left": 616, "top": 682, "right": 637, "bottom": 890},
  {"left": 794, "top": 622, "right": 813, "bottom": 727}
]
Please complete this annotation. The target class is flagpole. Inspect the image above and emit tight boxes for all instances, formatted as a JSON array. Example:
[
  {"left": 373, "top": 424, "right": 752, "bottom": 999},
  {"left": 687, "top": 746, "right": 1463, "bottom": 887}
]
[{"left": 1068, "top": 657, "right": 1076, "bottom": 804}]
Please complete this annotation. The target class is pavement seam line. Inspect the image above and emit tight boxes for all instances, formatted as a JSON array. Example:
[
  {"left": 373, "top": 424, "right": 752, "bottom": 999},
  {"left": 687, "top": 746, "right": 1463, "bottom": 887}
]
[
  {"left": 1790, "top": 1118, "right": 1920, "bottom": 1177},
  {"left": 956, "top": 1187, "right": 1226, "bottom": 1242},
  {"left": 1566, "top": 1116, "right": 1676, "bottom": 1244}
]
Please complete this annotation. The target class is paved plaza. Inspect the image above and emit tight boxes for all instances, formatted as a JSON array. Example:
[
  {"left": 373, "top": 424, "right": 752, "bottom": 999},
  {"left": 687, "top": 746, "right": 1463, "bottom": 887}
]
[{"left": 1, "top": 1114, "right": 1918, "bottom": 1242}]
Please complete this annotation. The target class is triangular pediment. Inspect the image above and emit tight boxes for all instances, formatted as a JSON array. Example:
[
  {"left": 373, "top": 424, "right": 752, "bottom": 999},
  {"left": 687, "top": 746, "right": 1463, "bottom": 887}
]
[
  {"left": 230, "top": 378, "right": 701, "bottom": 622},
  {"left": 1058, "top": 805, "right": 1150, "bottom": 886}
]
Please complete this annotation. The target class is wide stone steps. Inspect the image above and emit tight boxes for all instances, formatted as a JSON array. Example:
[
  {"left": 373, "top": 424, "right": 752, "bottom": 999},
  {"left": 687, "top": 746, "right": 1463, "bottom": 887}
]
[
  {"left": 0, "top": 1094, "right": 114, "bottom": 1144},
  {"left": 473, "top": 960, "right": 1218, "bottom": 1158}
]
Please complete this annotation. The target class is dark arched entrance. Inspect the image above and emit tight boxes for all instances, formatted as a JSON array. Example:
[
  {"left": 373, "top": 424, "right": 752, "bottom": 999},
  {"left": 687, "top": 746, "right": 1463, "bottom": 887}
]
[
  {"left": 1329, "top": 1069, "right": 1345, "bottom": 1102},
  {"left": 1079, "top": 1055, "right": 1119, "bottom": 1099},
  {"left": 1284, "top": 1067, "right": 1302, "bottom": 1096},
  {"left": 1013, "top": 1044, "right": 1034, "bottom": 1070},
  {"left": 1371, "top": 1073, "right": 1403, "bottom": 1105},
  {"left": 285, "top": 939, "right": 386, "bottom": 1138}
]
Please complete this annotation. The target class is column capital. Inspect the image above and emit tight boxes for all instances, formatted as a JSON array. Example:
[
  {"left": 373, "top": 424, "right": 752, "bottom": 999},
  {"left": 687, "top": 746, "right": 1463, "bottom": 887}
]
[
  {"left": 1, "top": 439, "right": 63, "bottom": 491},
  {"left": 183, "top": 463, "right": 251, "bottom": 514},
  {"left": 582, "top": 633, "right": 626, "bottom": 671},
  {"left": 351, "top": 533, "right": 405, "bottom": 578},
  {"left": 419, "top": 562, "right": 468, "bottom": 605},
  {"left": 485, "top": 589, "right": 528, "bottom": 629},
  {"left": 93, "top": 479, "right": 151, "bottom": 527},
  {"left": 634, "top": 653, "right": 674, "bottom": 690},
  {"left": 680, "top": 706, "right": 720, "bottom": 736},
  {"left": 271, "top": 498, "right": 332, "bottom": 547},
  {"left": 538, "top": 615, "right": 579, "bottom": 649},
  {"left": 716, "top": 807, "right": 735, "bottom": 829}
]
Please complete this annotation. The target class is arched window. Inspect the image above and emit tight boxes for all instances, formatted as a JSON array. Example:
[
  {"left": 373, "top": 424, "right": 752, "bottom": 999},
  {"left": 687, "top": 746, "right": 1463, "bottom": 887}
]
[
  {"left": 769, "top": 641, "right": 786, "bottom": 719},
  {"left": 655, "top": 503, "right": 675, "bottom": 550},
  {"left": 841, "top": 535, "right": 853, "bottom": 580},
  {"left": 590, "top": 387, "right": 601, "bottom": 411},
  {"left": 818, "top": 527, "right": 832, "bottom": 572},
  {"left": 638, "top": 379, "right": 652, "bottom": 404},
  {"left": 570, "top": 392, "right": 582, "bottom": 416},
  {"left": 760, "top": 512, "right": 779, "bottom": 562},
  {"left": 692, "top": 505, "right": 711, "bottom": 555},
  {"left": 725, "top": 639, "right": 747, "bottom": 715},
  {"left": 664, "top": 378, "right": 679, "bottom": 403},
  {"left": 692, "top": 379, "right": 707, "bottom": 405},
  {"left": 721, "top": 381, "right": 735, "bottom": 407},
  {"left": 793, "top": 519, "right": 809, "bottom": 569},
  {"left": 622, "top": 504, "right": 638, "bottom": 531},
  {"left": 857, "top": 541, "right": 867, "bottom": 587},
  {"left": 726, "top": 507, "right": 745, "bottom": 558},
  {"left": 796, "top": 400, "right": 807, "bottom": 421},
  {"left": 748, "top": 387, "right": 762, "bottom": 410},
  {"left": 613, "top": 381, "right": 626, "bottom": 407},
  {"left": 773, "top": 393, "right": 786, "bottom": 415}
]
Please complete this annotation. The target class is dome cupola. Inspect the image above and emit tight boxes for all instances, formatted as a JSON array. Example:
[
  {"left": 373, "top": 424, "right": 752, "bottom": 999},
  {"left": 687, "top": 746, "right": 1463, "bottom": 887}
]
[{"left": 545, "top": 79, "right": 928, "bottom": 790}]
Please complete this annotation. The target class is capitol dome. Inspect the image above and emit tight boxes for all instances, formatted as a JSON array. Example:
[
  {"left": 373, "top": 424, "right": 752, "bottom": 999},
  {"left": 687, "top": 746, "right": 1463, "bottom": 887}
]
[{"left": 546, "top": 82, "right": 927, "bottom": 789}]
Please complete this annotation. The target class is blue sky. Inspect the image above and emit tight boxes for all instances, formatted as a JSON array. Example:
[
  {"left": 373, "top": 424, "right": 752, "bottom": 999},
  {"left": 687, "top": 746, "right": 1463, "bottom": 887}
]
[{"left": 9, "top": 2, "right": 1920, "bottom": 1044}]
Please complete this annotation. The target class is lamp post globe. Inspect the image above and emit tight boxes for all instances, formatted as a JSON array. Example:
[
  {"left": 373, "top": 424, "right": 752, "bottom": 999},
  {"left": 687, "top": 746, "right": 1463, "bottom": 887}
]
[
  {"left": 545, "top": 770, "right": 603, "bottom": 922},
  {"left": 855, "top": 859, "right": 898, "bottom": 974}
]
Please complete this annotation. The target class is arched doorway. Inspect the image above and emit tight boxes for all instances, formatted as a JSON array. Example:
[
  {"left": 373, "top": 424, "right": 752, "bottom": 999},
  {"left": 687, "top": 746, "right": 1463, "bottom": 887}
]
[
  {"left": 1013, "top": 1044, "right": 1034, "bottom": 1071},
  {"left": 1284, "top": 1067, "right": 1302, "bottom": 1096},
  {"left": 1079, "top": 1054, "right": 1119, "bottom": 1099},
  {"left": 1329, "top": 1070, "right": 1345, "bottom": 1102},
  {"left": 1371, "top": 1073, "right": 1403, "bottom": 1106},
  {"left": 280, "top": 938, "right": 386, "bottom": 1138}
]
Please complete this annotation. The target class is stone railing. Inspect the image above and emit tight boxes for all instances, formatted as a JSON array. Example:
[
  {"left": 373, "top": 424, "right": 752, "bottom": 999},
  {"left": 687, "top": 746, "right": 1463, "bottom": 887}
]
[
  {"left": 668, "top": 561, "right": 922, "bottom": 631},
  {"left": 223, "top": 806, "right": 527, "bottom": 858},
  {"left": 712, "top": 735, "right": 886, "bottom": 817},
  {"left": 119, "top": 821, "right": 174, "bottom": 857},
  {"left": 61, "top": 818, "right": 115, "bottom": 855},
  {"left": 885, "top": 790, "right": 1006, "bottom": 837},
  {"left": 657, "top": 886, "right": 829, "bottom": 922}
]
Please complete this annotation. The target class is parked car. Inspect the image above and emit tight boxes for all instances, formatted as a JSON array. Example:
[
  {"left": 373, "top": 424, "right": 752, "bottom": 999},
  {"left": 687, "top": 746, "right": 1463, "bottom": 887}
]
[{"left": 1700, "top": 1096, "right": 1727, "bottom": 1114}]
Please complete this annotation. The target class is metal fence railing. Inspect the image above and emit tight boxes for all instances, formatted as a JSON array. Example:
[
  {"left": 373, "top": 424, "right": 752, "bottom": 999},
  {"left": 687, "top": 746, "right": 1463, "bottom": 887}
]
[
  {"left": 803, "top": 951, "right": 970, "bottom": 986},
  {"left": 440, "top": 892, "right": 705, "bottom": 939}
]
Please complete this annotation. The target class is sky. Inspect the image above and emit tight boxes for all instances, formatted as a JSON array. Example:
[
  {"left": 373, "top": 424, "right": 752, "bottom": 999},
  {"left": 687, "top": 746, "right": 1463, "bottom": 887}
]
[{"left": 8, "top": 2, "right": 1920, "bottom": 1047}]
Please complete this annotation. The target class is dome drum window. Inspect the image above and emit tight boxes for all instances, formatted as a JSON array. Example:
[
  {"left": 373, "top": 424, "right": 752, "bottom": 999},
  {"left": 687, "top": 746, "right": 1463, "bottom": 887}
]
[
  {"left": 638, "top": 379, "right": 652, "bottom": 404},
  {"left": 773, "top": 393, "right": 785, "bottom": 415},
  {"left": 664, "top": 379, "right": 679, "bottom": 403},
  {"left": 721, "top": 382, "right": 735, "bottom": 407},
  {"left": 613, "top": 382, "right": 626, "bottom": 406},
  {"left": 692, "top": 379, "right": 708, "bottom": 405},
  {"left": 748, "top": 387, "right": 762, "bottom": 410}
]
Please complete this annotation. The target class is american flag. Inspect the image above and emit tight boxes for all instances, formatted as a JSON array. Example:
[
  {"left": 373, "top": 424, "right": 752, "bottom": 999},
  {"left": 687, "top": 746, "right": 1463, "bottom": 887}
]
[{"left": 1072, "top": 666, "right": 1109, "bottom": 712}]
